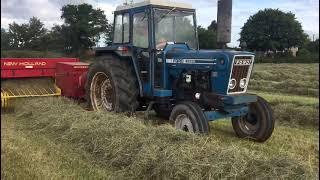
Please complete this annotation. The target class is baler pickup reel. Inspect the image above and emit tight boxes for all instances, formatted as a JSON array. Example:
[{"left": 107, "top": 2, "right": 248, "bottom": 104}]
[
  {"left": 1, "top": 58, "right": 79, "bottom": 109},
  {"left": 1, "top": 82, "right": 62, "bottom": 109}
]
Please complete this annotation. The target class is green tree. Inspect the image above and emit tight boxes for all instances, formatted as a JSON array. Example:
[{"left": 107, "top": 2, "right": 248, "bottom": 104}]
[
  {"left": 1, "top": 28, "right": 11, "bottom": 49},
  {"left": 305, "top": 39, "right": 319, "bottom": 53},
  {"left": 240, "top": 9, "right": 308, "bottom": 51},
  {"left": 60, "top": 3, "right": 111, "bottom": 54},
  {"left": 26, "top": 17, "right": 47, "bottom": 50},
  {"left": 8, "top": 17, "right": 47, "bottom": 50},
  {"left": 8, "top": 22, "right": 29, "bottom": 48},
  {"left": 198, "top": 20, "right": 218, "bottom": 49},
  {"left": 208, "top": 20, "right": 217, "bottom": 31},
  {"left": 104, "top": 23, "right": 113, "bottom": 45}
]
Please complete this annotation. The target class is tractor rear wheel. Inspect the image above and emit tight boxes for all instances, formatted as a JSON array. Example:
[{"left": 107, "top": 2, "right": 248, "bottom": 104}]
[
  {"left": 85, "top": 55, "right": 139, "bottom": 112},
  {"left": 169, "top": 102, "right": 209, "bottom": 134},
  {"left": 231, "top": 96, "right": 274, "bottom": 142}
]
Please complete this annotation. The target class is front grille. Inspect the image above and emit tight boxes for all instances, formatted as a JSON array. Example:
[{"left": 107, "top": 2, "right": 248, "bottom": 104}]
[{"left": 227, "top": 55, "right": 254, "bottom": 94}]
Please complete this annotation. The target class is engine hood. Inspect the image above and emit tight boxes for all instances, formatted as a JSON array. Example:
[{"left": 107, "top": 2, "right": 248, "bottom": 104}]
[
  {"left": 162, "top": 44, "right": 255, "bottom": 95},
  {"left": 166, "top": 49, "right": 254, "bottom": 60}
]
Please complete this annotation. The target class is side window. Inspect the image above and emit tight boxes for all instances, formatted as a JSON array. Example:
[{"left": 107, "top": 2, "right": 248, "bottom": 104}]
[
  {"left": 123, "top": 13, "right": 130, "bottom": 43},
  {"left": 133, "top": 12, "right": 149, "bottom": 48},
  {"left": 113, "top": 14, "right": 123, "bottom": 43}
]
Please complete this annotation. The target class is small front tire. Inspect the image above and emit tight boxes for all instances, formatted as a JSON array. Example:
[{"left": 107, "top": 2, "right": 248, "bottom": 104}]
[
  {"left": 231, "top": 96, "right": 274, "bottom": 142},
  {"left": 169, "top": 102, "right": 209, "bottom": 134}
]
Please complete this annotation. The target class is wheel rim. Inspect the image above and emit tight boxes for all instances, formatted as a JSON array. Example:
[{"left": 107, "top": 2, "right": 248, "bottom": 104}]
[
  {"left": 238, "top": 108, "right": 260, "bottom": 135},
  {"left": 175, "top": 114, "right": 194, "bottom": 133},
  {"left": 90, "top": 72, "right": 114, "bottom": 111}
]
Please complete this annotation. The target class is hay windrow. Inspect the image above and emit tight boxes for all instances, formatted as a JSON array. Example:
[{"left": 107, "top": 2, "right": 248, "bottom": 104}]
[
  {"left": 6, "top": 97, "right": 318, "bottom": 179},
  {"left": 1, "top": 64, "right": 319, "bottom": 179}
]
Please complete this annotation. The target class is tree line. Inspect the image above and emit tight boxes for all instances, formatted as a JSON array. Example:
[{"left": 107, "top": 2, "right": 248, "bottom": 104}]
[
  {"left": 1, "top": 5, "right": 318, "bottom": 58},
  {"left": 1, "top": 4, "right": 112, "bottom": 56},
  {"left": 198, "top": 8, "right": 318, "bottom": 57}
]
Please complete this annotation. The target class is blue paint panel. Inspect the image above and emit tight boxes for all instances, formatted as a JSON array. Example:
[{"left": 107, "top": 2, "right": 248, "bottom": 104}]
[
  {"left": 154, "top": 89, "right": 172, "bottom": 97},
  {"left": 222, "top": 94, "right": 257, "bottom": 105},
  {"left": 143, "top": 82, "right": 152, "bottom": 96},
  {"left": 205, "top": 106, "right": 249, "bottom": 121}
]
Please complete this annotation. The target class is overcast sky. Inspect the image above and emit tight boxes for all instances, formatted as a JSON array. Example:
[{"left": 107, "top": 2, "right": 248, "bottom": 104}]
[{"left": 1, "top": 0, "right": 319, "bottom": 47}]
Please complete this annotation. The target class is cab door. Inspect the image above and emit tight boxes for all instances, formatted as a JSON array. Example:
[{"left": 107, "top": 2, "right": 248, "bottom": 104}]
[{"left": 132, "top": 10, "right": 154, "bottom": 97}]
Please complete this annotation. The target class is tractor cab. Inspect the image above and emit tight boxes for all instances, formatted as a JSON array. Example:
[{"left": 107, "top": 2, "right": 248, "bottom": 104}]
[
  {"left": 113, "top": 0, "right": 197, "bottom": 50},
  {"left": 105, "top": 1, "right": 200, "bottom": 96}
]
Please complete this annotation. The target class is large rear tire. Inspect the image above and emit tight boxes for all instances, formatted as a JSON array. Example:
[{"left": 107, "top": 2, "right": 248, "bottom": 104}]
[
  {"left": 85, "top": 55, "right": 139, "bottom": 113},
  {"left": 231, "top": 96, "right": 274, "bottom": 142},
  {"left": 169, "top": 102, "right": 209, "bottom": 134}
]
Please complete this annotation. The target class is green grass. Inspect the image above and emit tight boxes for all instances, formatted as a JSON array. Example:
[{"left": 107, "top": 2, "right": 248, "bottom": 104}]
[
  {"left": 1, "top": 63, "right": 319, "bottom": 179},
  {"left": 2, "top": 97, "right": 319, "bottom": 179},
  {"left": 251, "top": 91, "right": 319, "bottom": 128},
  {"left": 250, "top": 63, "right": 319, "bottom": 97}
]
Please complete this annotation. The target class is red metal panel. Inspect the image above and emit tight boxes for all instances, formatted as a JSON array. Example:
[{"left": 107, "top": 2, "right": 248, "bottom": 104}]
[
  {"left": 55, "top": 62, "right": 89, "bottom": 99},
  {"left": 1, "top": 58, "right": 79, "bottom": 78}
]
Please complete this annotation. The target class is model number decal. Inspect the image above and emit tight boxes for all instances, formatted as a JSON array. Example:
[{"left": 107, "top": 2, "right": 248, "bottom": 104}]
[
  {"left": 234, "top": 59, "right": 253, "bottom": 66},
  {"left": 166, "top": 59, "right": 216, "bottom": 65}
]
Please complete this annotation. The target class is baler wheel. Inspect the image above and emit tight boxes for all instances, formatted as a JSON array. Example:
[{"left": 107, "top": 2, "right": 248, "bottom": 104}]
[
  {"left": 231, "top": 96, "right": 275, "bottom": 142},
  {"left": 169, "top": 102, "right": 209, "bottom": 134},
  {"left": 86, "top": 55, "right": 139, "bottom": 112}
]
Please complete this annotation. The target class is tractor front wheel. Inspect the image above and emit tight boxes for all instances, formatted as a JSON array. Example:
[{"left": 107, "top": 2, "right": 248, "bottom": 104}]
[
  {"left": 85, "top": 55, "right": 139, "bottom": 112},
  {"left": 231, "top": 96, "right": 274, "bottom": 142},
  {"left": 169, "top": 102, "right": 209, "bottom": 134}
]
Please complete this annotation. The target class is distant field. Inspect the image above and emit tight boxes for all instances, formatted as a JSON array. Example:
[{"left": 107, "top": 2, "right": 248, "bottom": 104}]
[
  {"left": 1, "top": 63, "right": 319, "bottom": 179},
  {"left": 250, "top": 63, "right": 319, "bottom": 128},
  {"left": 250, "top": 63, "right": 319, "bottom": 97}
]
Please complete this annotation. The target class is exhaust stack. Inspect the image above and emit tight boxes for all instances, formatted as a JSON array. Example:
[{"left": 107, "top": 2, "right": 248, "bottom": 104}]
[{"left": 217, "top": 0, "right": 233, "bottom": 48}]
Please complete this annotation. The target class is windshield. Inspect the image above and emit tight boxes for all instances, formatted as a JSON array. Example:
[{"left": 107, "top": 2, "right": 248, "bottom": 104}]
[{"left": 154, "top": 8, "right": 197, "bottom": 50}]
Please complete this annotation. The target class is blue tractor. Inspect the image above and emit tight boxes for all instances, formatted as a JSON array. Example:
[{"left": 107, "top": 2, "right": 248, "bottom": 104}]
[{"left": 86, "top": 0, "right": 275, "bottom": 142}]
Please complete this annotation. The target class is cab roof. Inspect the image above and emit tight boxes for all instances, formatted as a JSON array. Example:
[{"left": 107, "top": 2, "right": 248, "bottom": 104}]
[{"left": 115, "top": 0, "right": 193, "bottom": 11}]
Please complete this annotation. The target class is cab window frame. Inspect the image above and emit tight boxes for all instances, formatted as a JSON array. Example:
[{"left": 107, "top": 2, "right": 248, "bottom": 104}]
[
  {"left": 113, "top": 13, "right": 130, "bottom": 44},
  {"left": 132, "top": 11, "right": 149, "bottom": 48}
]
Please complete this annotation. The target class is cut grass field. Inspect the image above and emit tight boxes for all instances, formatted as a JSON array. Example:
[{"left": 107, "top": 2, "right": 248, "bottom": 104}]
[
  {"left": 1, "top": 63, "right": 319, "bottom": 179},
  {"left": 250, "top": 63, "right": 319, "bottom": 97}
]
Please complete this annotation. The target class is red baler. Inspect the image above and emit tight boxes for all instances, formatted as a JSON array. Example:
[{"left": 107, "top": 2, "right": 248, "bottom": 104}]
[{"left": 1, "top": 58, "right": 89, "bottom": 108}]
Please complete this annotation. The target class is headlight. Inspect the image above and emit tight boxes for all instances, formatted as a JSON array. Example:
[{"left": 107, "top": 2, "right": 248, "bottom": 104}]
[
  {"left": 229, "top": 79, "right": 236, "bottom": 89},
  {"left": 240, "top": 78, "right": 247, "bottom": 88}
]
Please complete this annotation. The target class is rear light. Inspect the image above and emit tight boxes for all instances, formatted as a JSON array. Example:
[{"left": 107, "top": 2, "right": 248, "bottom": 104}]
[{"left": 117, "top": 46, "right": 129, "bottom": 52}]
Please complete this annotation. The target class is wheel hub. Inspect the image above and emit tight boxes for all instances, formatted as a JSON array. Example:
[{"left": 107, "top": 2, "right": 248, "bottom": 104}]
[
  {"left": 175, "top": 114, "right": 194, "bottom": 133},
  {"left": 90, "top": 72, "right": 114, "bottom": 111},
  {"left": 239, "top": 112, "right": 260, "bottom": 134}
]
